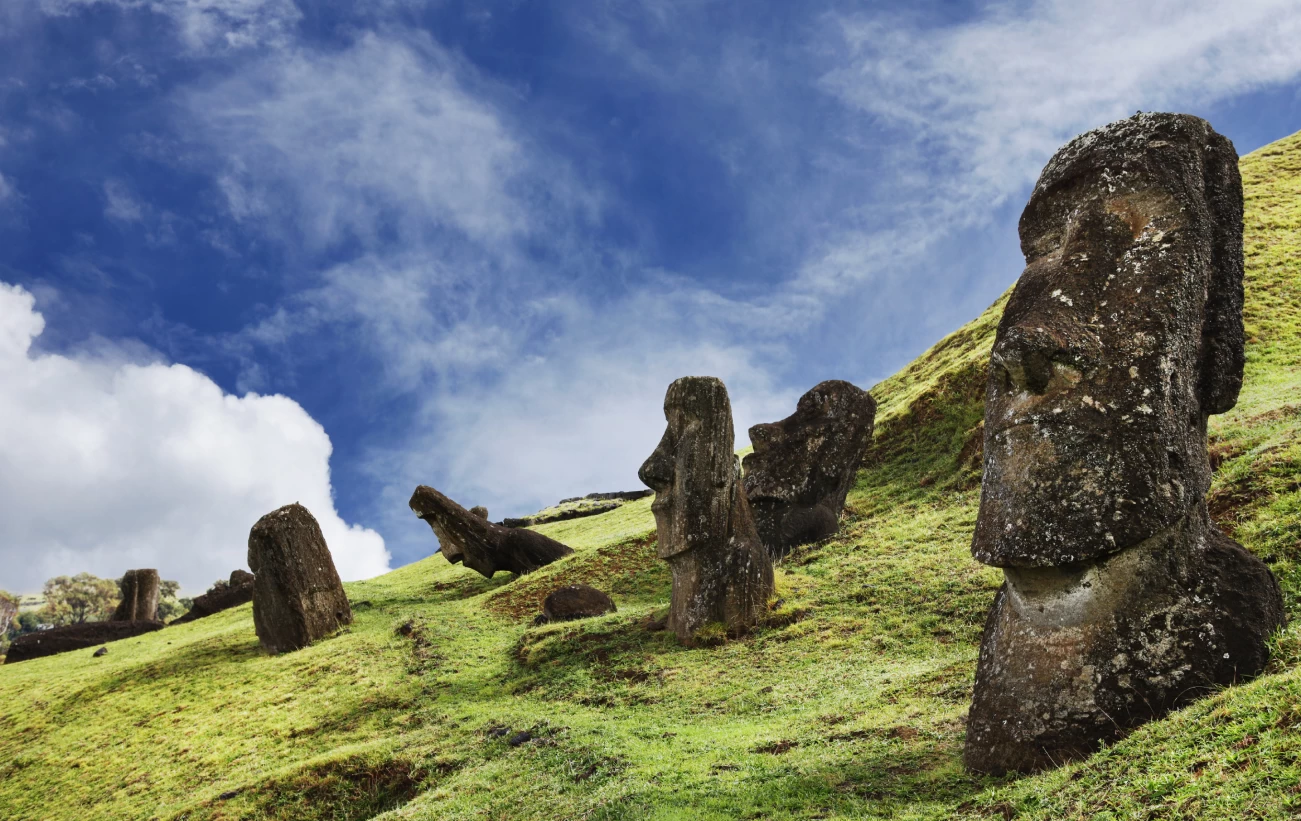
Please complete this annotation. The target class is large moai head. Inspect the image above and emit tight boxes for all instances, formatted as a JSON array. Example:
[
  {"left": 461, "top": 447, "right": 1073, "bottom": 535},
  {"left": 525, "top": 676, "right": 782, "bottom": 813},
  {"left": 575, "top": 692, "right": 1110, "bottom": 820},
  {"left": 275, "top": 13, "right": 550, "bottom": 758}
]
[
  {"left": 639, "top": 377, "right": 774, "bottom": 642},
  {"left": 974, "top": 112, "right": 1245, "bottom": 569},
  {"left": 409, "top": 486, "right": 573, "bottom": 578},
  {"left": 111, "top": 569, "right": 161, "bottom": 622},
  {"left": 247, "top": 503, "right": 352, "bottom": 654},
  {"left": 743, "top": 380, "right": 876, "bottom": 557},
  {"left": 964, "top": 113, "right": 1284, "bottom": 775}
]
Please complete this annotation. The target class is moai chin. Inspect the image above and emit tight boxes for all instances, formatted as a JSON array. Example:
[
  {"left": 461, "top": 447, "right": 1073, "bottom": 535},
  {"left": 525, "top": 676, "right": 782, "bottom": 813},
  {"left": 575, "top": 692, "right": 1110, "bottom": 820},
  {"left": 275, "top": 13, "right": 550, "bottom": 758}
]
[
  {"left": 964, "top": 113, "right": 1285, "bottom": 774},
  {"left": 639, "top": 376, "right": 774, "bottom": 643},
  {"left": 743, "top": 380, "right": 876, "bottom": 558}
]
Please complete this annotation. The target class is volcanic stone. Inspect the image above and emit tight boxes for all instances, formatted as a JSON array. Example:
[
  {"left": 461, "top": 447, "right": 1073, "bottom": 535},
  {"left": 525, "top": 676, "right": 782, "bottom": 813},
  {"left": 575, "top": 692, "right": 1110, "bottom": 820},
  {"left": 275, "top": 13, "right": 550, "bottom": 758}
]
[
  {"left": 469, "top": 506, "right": 489, "bottom": 519},
  {"left": 964, "top": 113, "right": 1285, "bottom": 774},
  {"left": 171, "top": 570, "right": 256, "bottom": 626},
  {"left": 4, "top": 621, "right": 164, "bottom": 664},
  {"left": 410, "top": 486, "right": 574, "bottom": 577},
  {"left": 247, "top": 504, "right": 353, "bottom": 655},
  {"left": 743, "top": 380, "right": 876, "bottom": 558},
  {"left": 112, "top": 569, "right": 160, "bottom": 622},
  {"left": 639, "top": 376, "right": 774, "bottom": 643},
  {"left": 542, "top": 584, "right": 617, "bottom": 622}
]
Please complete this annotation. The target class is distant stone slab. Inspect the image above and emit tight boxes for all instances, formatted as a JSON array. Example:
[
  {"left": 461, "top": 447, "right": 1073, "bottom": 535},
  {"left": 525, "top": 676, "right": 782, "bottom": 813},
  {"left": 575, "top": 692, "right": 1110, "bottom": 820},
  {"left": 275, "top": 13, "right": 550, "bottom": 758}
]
[
  {"left": 542, "top": 585, "right": 617, "bottom": 622},
  {"left": 248, "top": 504, "right": 353, "bottom": 655},
  {"left": 743, "top": 380, "right": 876, "bottom": 558},
  {"left": 112, "top": 569, "right": 161, "bottom": 622},
  {"left": 4, "top": 621, "right": 164, "bottom": 664},
  {"left": 410, "top": 485, "right": 574, "bottom": 577},
  {"left": 502, "top": 491, "right": 652, "bottom": 528},
  {"left": 171, "top": 570, "right": 255, "bottom": 626}
]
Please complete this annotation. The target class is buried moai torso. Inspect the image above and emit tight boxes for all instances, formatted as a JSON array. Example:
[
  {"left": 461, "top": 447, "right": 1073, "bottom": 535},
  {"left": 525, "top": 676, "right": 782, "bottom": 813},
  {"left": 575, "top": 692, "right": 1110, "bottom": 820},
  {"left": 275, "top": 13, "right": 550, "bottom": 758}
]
[
  {"left": 742, "top": 380, "right": 876, "bottom": 558},
  {"left": 409, "top": 486, "right": 573, "bottom": 578},
  {"left": 639, "top": 376, "right": 774, "bottom": 643},
  {"left": 964, "top": 113, "right": 1285, "bottom": 774}
]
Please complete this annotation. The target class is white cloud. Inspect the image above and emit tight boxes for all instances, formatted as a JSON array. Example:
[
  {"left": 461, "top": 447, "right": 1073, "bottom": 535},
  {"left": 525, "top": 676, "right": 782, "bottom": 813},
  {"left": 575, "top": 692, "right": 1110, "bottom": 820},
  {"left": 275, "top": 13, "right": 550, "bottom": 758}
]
[
  {"left": 185, "top": 33, "right": 555, "bottom": 251},
  {"left": 40, "top": 0, "right": 302, "bottom": 52},
  {"left": 0, "top": 172, "right": 13, "bottom": 203},
  {"left": 103, "top": 179, "right": 144, "bottom": 222},
  {"left": 0, "top": 281, "right": 389, "bottom": 594}
]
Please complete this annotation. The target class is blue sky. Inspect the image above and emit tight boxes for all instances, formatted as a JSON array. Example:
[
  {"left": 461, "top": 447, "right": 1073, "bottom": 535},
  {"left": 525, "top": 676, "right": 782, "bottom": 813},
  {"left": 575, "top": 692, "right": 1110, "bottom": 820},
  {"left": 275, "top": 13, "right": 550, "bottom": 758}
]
[{"left": 2, "top": 0, "right": 1300, "bottom": 592}]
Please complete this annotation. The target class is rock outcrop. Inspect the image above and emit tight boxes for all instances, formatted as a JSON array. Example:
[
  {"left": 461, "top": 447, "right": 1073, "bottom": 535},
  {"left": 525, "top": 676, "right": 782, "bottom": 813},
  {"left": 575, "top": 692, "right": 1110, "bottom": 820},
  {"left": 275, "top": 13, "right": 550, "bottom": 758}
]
[
  {"left": 410, "top": 486, "right": 574, "bottom": 577},
  {"left": 111, "top": 569, "right": 161, "bottom": 622},
  {"left": 171, "top": 570, "right": 256, "bottom": 626},
  {"left": 639, "top": 376, "right": 774, "bottom": 643},
  {"left": 247, "top": 504, "right": 352, "bottom": 654},
  {"left": 742, "top": 380, "right": 876, "bottom": 557},
  {"left": 4, "top": 621, "right": 164, "bottom": 664},
  {"left": 965, "top": 113, "right": 1286, "bottom": 774},
  {"left": 541, "top": 585, "right": 617, "bottom": 623}
]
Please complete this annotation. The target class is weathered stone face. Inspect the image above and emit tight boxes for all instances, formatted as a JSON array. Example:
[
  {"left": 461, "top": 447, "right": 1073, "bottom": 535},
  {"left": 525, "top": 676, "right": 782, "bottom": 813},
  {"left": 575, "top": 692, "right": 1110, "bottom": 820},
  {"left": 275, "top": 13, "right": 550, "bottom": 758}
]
[
  {"left": 639, "top": 376, "right": 774, "bottom": 642},
  {"left": 743, "top": 380, "right": 876, "bottom": 557},
  {"left": 409, "top": 486, "right": 574, "bottom": 577},
  {"left": 171, "top": 569, "right": 256, "bottom": 626},
  {"left": 965, "top": 113, "right": 1285, "bottom": 775},
  {"left": 247, "top": 504, "right": 352, "bottom": 655},
  {"left": 111, "top": 569, "right": 160, "bottom": 622}
]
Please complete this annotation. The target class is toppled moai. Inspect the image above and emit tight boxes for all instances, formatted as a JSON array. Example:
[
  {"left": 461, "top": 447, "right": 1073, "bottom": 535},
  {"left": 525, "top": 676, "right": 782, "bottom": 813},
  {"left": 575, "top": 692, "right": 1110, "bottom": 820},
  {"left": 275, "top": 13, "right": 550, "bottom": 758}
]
[
  {"left": 541, "top": 584, "right": 617, "bottom": 623},
  {"left": 965, "top": 113, "right": 1285, "bottom": 775},
  {"left": 171, "top": 570, "right": 256, "bottom": 626},
  {"left": 742, "top": 380, "right": 876, "bottom": 557},
  {"left": 111, "top": 569, "right": 161, "bottom": 622},
  {"left": 639, "top": 376, "right": 774, "bottom": 643},
  {"left": 247, "top": 504, "right": 352, "bottom": 654},
  {"left": 5, "top": 621, "right": 164, "bottom": 664},
  {"left": 409, "top": 486, "right": 574, "bottom": 577}
]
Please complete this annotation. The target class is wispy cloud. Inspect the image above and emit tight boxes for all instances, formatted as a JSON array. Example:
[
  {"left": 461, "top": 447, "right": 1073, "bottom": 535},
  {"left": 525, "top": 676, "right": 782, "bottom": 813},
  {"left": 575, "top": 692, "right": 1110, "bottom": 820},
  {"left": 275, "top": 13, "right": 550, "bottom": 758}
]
[{"left": 40, "top": 0, "right": 302, "bottom": 52}]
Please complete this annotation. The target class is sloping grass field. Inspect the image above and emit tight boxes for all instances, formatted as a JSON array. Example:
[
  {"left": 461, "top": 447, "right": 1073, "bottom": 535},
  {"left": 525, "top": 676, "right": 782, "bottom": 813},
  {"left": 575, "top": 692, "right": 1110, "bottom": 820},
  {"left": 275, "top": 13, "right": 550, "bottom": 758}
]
[{"left": 2, "top": 129, "right": 1300, "bottom": 820}]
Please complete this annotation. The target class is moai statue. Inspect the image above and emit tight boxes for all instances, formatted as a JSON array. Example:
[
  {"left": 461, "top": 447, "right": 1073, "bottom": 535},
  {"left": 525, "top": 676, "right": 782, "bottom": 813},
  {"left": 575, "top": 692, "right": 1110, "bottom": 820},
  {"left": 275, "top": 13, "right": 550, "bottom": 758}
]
[
  {"left": 743, "top": 380, "right": 876, "bottom": 557},
  {"left": 409, "top": 486, "right": 573, "bottom": 577},
  {"left": 247, "top": 504, "right": 352, "bottom": 654},
  {"left": 639, "top": 376, "right": 774, "bottom": 643},
  {"left": 964, "top": 113, "right": 1286, "bottom": 774},
  {"left": 111, "top": 569, "right": 161, "bottom": 622}
]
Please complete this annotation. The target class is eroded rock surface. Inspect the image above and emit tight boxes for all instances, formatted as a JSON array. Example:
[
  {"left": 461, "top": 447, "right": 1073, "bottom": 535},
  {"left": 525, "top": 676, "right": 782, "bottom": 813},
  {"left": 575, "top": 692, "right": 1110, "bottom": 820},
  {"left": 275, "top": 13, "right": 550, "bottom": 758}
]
[
  {"left": 965, "top": 113, "right": 1285, "bottom": 774},
  {"left": 4, "top": 621, "right": 164, "bottom": 664},
  {"left": 639, "top": 376, "right": 774, "bottom": 643},
  {"left": 743, "top": 380, "right": 876, "bottom": 557},
  {"left": 248, "top": 504, "right": 352, "bottom": 654},
  {"left": 172, "top": 570, "right": 255, "bottom": 625},
  {"left": 541, "top": 584, "right": 617, "bottom": 622},
  {"left": 410, "top": 486, "right": 574, "bottom": 577},
  {"left": 111, "top": 569, "right": 161, "bottom": 622}
]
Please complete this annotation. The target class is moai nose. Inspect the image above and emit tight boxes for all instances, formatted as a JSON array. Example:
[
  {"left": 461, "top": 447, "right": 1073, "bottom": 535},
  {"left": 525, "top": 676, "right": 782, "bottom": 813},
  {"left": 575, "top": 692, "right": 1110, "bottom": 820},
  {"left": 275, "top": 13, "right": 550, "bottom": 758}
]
[{"left": 994, "top": 326, "right": 1065, "bottom": 395}]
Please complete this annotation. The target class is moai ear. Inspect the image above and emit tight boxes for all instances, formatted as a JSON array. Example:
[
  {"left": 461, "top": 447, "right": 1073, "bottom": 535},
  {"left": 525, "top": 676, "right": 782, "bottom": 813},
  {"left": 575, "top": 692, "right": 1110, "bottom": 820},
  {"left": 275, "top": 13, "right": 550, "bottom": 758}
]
[{"left": 1198, "top": 130, "right": 1246, "bottom": 416}]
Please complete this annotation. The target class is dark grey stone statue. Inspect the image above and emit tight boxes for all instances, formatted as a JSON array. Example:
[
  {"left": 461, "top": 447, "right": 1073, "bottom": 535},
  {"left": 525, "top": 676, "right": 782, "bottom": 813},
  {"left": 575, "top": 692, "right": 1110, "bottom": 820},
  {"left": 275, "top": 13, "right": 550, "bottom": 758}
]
[
  {"left": 965, "top": 113, "right": 1285, "bottom": 774},
  {"left": 248, "top": 504, "right": 352, "bottom": 654},
  {"left": 743, "top": 380, "right": 876, "bottom": 557},
  {"left": 111, "top": 569, "right": 160, "bottom": 622},
  {"left": 409, "top": 486, "right": 573, "bottom": 577},
  {"left": 639, "top": 376, "right": 774, "bottom": 643}
]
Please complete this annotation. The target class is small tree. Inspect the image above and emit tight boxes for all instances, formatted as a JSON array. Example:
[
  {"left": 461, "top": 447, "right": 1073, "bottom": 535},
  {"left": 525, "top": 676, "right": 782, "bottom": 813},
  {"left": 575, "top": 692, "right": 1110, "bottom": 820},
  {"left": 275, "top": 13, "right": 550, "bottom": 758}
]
[
  {"left": 42, "top": 573, "right": 120, "bottom": 625},
  {"left": 155, "top": 579, "right": 187, "bottom": 622}
]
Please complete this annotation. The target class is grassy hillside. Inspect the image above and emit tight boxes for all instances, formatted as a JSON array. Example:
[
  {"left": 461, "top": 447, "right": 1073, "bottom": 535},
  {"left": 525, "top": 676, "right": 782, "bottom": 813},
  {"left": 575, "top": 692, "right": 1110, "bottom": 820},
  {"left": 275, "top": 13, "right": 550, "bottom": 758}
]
[{"left": 2, "top": 129, "right": 1300, "bottom": 821}]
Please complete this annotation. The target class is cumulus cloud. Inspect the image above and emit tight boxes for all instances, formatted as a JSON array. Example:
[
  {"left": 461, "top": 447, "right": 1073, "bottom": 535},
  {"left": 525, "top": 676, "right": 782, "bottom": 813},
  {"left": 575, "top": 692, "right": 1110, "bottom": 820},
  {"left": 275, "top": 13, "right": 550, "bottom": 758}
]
[
  {"left": 40, "top": 0, "right": 302, "bottom": 52},
  {"left": 0, "top": 281, "right": 389, "bottom": 594}
]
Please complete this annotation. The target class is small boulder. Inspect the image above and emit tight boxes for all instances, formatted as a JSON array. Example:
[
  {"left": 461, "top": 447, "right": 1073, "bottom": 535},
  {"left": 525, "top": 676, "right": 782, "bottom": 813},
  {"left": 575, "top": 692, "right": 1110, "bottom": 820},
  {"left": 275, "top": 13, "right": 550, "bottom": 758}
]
[
  {"left": 542, "top": 585, "right": 616, "bottom": 623},
  {"left": 92, "top": 647, "right": 108, "bottom": 658},
  {"left": 112, "top": 569, "right": 161, "bottom": 622},
  {"left": 247, "top": 504, "right": 352, "bottom": 655}
]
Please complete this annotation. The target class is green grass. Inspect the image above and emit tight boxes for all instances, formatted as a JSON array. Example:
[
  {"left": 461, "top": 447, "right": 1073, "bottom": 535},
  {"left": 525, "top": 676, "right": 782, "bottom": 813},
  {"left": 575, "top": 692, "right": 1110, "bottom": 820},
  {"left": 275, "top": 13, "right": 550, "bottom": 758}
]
[{"left": 3, "top": 130, "right": 1301, "bottom": 820}]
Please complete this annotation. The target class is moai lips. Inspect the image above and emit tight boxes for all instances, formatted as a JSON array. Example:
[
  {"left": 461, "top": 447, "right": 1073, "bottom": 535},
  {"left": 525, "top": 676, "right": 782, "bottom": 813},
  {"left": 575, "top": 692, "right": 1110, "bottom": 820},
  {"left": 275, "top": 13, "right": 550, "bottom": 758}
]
[
  {"left": 639, "top": 376, "right": 774, "bottom": 643},
  {"left": 409, "top": 486, "right": 573, "bottom": 578},
  {"left": 743, "top": 380, "right": 876, "bottom": 558},
  {"left": 247, "top": 504, "right": 352, "bottom": 655},
  {"left": 964, "top": 113, "right": 1285, "bottom": 774}
]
